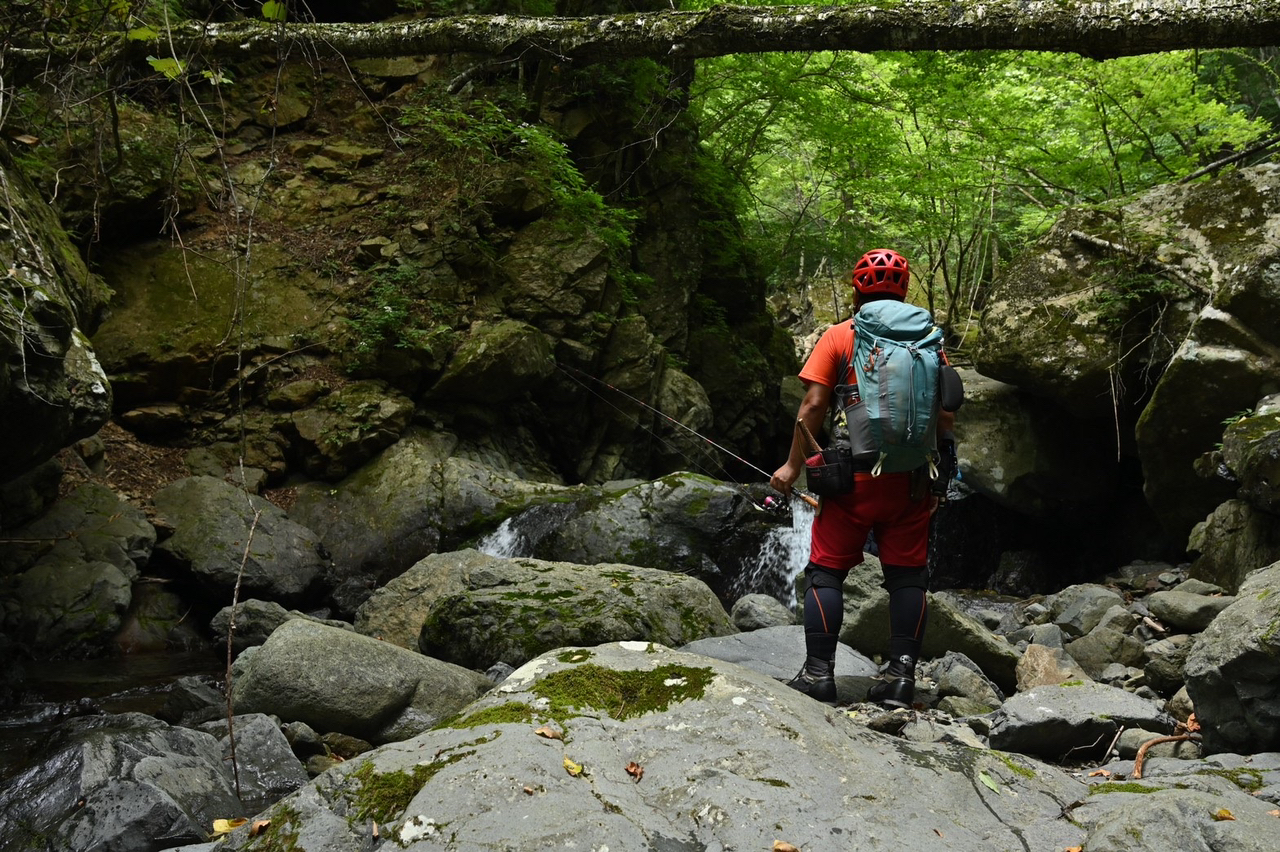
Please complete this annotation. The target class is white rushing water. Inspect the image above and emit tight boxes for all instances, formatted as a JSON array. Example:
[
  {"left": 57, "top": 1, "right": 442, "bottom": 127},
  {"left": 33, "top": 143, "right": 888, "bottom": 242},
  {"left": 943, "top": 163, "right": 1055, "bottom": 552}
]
[
  {"left": 478, "top": 517, "right": 525, "bottom": 558},
  {"left": 739, "top": 499, "right": 815, "bottom": 609}
]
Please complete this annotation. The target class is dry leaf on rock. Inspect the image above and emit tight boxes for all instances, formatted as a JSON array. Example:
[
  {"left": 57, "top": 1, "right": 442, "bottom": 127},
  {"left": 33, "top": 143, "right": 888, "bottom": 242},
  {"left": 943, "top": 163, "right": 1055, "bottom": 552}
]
[
  {"left": 625, "top": 761, "right": 644, "bottom": 782},
  {"left": 1212, "top": 808, "right": 1235, "bottom": 821},
  {"left": 1268, "top": 809, "right": 1280, "bottom": 817},
  {"left": 211, "top": 818, "right": 248, "bottom": 837},
  {"left": 250, "top": 821, "right": 271, "bottom": 838},
  {"left": 1088, "top": 769, "right": 1112, "bottom": 778},
  {"left": 563, "top": 756, "right": 585, "bottom": 777},
  {"left": 772, "top": 842, "right": 801, "bottom": 852}
]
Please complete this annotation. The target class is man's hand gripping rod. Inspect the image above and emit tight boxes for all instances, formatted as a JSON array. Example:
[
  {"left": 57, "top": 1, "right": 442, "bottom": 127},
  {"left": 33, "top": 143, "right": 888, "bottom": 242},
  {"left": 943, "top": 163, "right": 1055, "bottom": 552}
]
[{"left": 788, "top": 418, "right": 823, "bottom": 509}]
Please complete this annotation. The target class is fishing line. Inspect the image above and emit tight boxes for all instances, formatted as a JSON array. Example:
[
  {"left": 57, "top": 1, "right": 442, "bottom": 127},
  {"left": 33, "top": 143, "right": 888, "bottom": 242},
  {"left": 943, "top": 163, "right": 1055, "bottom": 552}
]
[{"left": 557, "top": 364, "right": 816, "bottom": 511}]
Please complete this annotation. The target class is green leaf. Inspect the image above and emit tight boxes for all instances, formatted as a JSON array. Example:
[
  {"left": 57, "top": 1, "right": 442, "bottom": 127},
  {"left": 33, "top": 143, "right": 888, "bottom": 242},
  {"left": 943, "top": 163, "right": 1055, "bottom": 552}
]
[
  {"left": 262, "top": 1, "right": 287, "bottom": 22},
  {"left": 126, "top": 26, "right": 159, "bottom": 41},
  {"left": 978, "top": 771, "right": 1002, "bottom": 795},
  {"left": 201, "top": 69, "right": 234, "bottom": 85},
  {"left": 146, "top": 56, "right": 186, "bottom": 80}
]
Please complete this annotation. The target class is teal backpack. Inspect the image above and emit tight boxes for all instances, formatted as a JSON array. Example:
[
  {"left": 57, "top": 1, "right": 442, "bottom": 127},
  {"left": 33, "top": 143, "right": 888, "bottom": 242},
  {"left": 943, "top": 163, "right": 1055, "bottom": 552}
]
[{"left": 835, "top": 300, "right": 946, "bottom": 475}]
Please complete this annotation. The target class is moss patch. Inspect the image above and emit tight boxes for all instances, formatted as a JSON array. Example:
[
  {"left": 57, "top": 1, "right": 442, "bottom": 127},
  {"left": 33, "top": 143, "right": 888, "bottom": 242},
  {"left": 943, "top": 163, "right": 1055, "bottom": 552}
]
[
  {"left": 1196, "top": 767, "right": 1265, "bottom": 792},
  {"left": 246, "top": 803, "right": 302, "bottom": 852},
  {"left": 1089, "top": 781, "right": 1161, "bottom": 795},
  {"left": 531, "top": 662, "right": 715, "bottom": 721},
  {"left": 346, "top": 737, "right": 492, "bottom": 824},
  {"left": 447, "top": 702, "right": 537, "bottom": 729}
]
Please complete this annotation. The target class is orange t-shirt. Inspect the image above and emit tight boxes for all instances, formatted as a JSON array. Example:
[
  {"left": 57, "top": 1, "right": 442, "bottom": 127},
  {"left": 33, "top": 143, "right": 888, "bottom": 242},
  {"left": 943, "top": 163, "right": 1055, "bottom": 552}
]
[{"left": 799, "top": 321, "right": 855, "bottom": 389}]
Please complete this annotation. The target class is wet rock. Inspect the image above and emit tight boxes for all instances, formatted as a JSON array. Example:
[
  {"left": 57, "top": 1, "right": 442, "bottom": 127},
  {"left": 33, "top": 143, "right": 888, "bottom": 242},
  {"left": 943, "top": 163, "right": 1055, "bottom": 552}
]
[
  {"left": 199, "top": 713, "right": 308, "bottom": 814},
  {"left": 0, "top": 713, "right": 242, "bottom": 852},
  {"left": 1187, "top": 499, "right": 1280, "bottom": 594},
  {"left": 1048, "top": 584, "right": 1127, "bottom": 638}
]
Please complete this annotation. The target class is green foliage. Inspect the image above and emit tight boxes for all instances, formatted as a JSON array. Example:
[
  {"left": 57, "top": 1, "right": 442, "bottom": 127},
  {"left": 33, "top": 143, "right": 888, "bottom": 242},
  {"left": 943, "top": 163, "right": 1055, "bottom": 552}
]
[
  {"left": 690, "top": 47, "right": 1273, "bottom": 327},
  {"left": 1086, "top": 261, "right": 1189, "bottom": 329},
  {"left": 396, "top": 92, "right": 636, "bottom": 254},
  {"left": 342, "top": 263, "right": 457, "bottom": 368}
]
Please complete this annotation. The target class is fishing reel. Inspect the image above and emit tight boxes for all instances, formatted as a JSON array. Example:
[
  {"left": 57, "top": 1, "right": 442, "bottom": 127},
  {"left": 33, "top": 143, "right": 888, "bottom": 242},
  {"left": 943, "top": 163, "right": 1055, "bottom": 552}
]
[{"left": 761, "top": 494, "right": 791, "bottom": 516}]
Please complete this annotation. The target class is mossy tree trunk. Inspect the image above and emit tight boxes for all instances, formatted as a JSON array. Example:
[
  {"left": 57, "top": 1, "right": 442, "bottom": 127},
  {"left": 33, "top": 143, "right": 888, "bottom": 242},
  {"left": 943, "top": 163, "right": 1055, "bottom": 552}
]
[{"left": 9, "top": 0, "right": 1280, "bottom": 81}]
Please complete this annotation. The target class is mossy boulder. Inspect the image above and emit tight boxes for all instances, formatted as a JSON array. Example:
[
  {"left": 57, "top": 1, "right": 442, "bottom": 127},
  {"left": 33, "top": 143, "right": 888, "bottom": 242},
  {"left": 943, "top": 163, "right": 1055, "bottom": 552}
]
[
  {"left": 1187, "top": 499, "right": 1280, "bottom": 594},
  {"left": 1220, "top": 396, "right": 1280, "bottom": 514},
  {"left": 288, "top": 379, "right": 414, "bottom": 481},
  {"left": 412, "top": 551, "right": 735, "bottom": 670},
  {"left": 429, "top": 320, "right": 554, "bottom": 405},
  {"left": 91, "top": 241, "right": 334, "bottom": 411},
  {"left": 0, "top": 149, "right": 112, "bottom": 483}
]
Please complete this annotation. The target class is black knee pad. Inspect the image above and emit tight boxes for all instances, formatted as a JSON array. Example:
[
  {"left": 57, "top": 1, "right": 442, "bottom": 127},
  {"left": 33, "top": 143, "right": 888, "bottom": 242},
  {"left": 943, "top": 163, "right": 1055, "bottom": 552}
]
[
  {"left": 881, "top": 563, "right": 928, "bottom": 593},
  {"left": 806, "top": 562, "right": 846, "bottom": 590}
]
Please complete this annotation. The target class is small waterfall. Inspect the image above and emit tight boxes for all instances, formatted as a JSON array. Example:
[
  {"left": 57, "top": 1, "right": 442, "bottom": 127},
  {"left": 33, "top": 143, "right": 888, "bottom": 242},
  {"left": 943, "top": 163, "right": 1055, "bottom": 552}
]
[
  {"left": 734, "top": 500, "right": 815, "bottom": 609},
  {"left": 478, "top": 517, "right": 529, "bottom": 558}
]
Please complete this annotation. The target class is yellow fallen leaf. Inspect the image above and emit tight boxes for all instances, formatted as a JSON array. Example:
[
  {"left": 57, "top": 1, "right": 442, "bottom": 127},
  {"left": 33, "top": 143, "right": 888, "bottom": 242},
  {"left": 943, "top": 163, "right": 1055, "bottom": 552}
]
[
  {"left": 211, "top": 818, "right": 248, "bottom": 837},
  {"left": 563, "top": 756, "right": 585, "bottom": 777},
  {"left": 1212, "top": 808, "right": 1236, "bottom": 821},
  {"left": 534, "top": 726, "right": 563, "bottom": 740},
  {"left": 773, "top": 842, "right": 801, "bottom": 852}
]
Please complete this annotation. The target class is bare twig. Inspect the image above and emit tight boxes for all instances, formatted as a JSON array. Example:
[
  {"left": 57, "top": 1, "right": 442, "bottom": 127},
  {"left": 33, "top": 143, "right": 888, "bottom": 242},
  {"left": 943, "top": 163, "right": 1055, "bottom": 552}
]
[
  {"left": 1181, "top": 134, "right": 1280, "bottom": 184},
  {"left": 224, "top": 507, "right": 264, "bottom": 801}
]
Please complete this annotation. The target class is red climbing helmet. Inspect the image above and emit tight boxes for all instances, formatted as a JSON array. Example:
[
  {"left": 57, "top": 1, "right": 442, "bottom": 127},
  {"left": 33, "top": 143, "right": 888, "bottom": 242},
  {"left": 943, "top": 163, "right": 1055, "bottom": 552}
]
[{"left": 851, "top": 249, "right": 909, "bottom": 300}]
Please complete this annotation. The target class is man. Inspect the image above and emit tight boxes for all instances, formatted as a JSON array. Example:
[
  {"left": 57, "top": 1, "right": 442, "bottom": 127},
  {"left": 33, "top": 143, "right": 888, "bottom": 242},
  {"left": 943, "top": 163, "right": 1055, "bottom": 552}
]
[{"left": 770, "top": 248, "right": 957, "bottom": 708}]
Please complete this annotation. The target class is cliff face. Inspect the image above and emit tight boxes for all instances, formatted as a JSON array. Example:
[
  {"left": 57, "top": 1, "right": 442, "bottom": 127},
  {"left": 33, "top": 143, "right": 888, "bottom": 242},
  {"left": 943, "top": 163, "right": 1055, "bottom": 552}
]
[{"left": 0, "top": 12, "right": 793, "bottom": 502}]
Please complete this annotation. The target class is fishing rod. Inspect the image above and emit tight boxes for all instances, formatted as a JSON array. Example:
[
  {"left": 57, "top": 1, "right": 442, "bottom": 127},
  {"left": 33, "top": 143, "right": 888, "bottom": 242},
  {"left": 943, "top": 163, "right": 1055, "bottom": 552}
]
[{"left": 558, "top": 364, "right": 819, "bottom": 510}]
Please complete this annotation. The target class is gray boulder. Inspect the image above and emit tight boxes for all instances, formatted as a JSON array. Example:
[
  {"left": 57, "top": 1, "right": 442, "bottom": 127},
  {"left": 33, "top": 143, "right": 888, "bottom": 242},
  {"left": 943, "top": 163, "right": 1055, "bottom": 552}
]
[
  {"left": 153, "top": 476, "right": 327, "bottom": 603},
  {"left": 1064, "top": 625, "right": 1146, "bottom": 680},
  {"left": 1187, "top": 498, "right": 1280, "bottom": 594},
  {"left": 198, "top": 713, "right": 308, "bottom": 814},
  {"left": 232, "top": 619, "right": 492, "bottom": 745},
  {"left": 1143, "top": 634, "right": 1195, "bottom": 696},
  {"left": 1184, "top": 562, "right": 1280, "bottom": 754},
  {"left": 951, "top": 368, "right": 1118, "bottom": 517},
  {"left": 213, "top": 641, "right": 1092, "bottom": 852},
  {"left": 414, "top": 552, "right": 736, "bottom": 670},
  {"left": 428, "top": 319, "right": 555, "bottom": 404},
  {"left": 1145, "top": 589, "right": 1235, "bottom": 632},
  {"left": 288, "top": 379, "right": 414, "bottom": 481},
  {"left": 728, "top": 593, "right": 794, "bottom": 630},
  {"left": 1048, "top": 583, "right": 1127, "bottom": 638},
  {"left": 0, "top": 483, "right": 154, "bottom": 579},
  {"left": 528, "top": 471, "right": 779, "bottom": 596},
  {"left": 210, "top": 598, "right": 353, "bottom": 655},
  {"left": 1221, "top": 396, "right": 1280, "bottom": 513},
  {"left": 1016, "top": 643, "right": 1093, "bottom": 691},
  {"left": 3, "top": 552, "right": 131, "bottom": 656},
  {"left": 989, "top": 681, "right": 1174, "bottom": 760},
  {"left": 0, "top": 713, "right": 243, "bottom": 852}
]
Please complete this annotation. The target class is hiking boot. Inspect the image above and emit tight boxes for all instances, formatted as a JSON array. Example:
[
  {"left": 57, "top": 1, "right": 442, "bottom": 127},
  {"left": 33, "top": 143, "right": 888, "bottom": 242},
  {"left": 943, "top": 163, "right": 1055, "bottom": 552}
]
[
  {"left": 785, "top": 655, "right": 837, "bottom": 704},
  {"left": 868, "top": 655, "right": 915, "bottom": 709}
]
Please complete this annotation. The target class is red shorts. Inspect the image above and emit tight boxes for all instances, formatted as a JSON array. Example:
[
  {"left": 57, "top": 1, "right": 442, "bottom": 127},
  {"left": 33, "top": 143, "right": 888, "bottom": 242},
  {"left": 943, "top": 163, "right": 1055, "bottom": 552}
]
[{"left": 809, "top": 471, "right": 931, "bottom": 570}]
